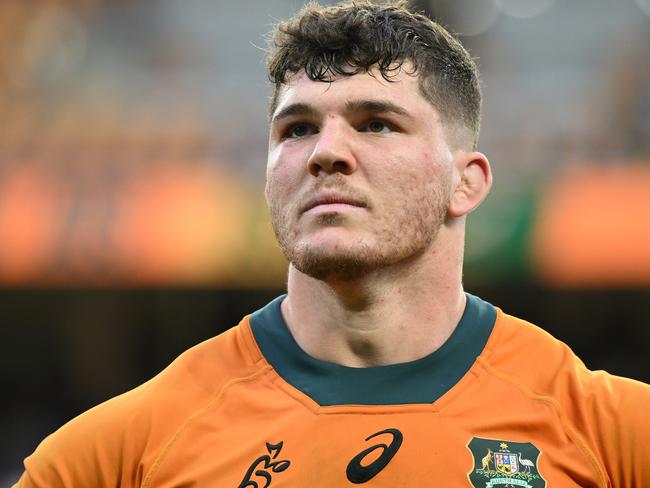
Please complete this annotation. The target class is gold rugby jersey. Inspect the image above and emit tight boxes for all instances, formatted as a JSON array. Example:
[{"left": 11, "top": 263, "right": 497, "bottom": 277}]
[{"left": 14, "top": 294, "right": 650, "bottom": 487}]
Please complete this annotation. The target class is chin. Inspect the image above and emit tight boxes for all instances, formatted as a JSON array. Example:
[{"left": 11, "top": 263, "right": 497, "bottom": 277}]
[
  {"left": 284, "top": 238, "right": 362, "bottom": 280},
  {"left": 293, "top": 255, "right": 373, "bottom": 282},
  {"left": 288, "top": 240, "right": 397, "bottom": 282}
]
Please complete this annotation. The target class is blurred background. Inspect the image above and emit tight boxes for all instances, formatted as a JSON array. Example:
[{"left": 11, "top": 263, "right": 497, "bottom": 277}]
[{"left": 1, "top": 0, "right": 649, "bottom": 483}]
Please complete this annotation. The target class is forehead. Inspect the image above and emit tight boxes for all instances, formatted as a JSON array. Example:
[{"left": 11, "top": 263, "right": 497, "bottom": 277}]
[{"left": 272, "top": 66, "right": 437, "bottom": 119}]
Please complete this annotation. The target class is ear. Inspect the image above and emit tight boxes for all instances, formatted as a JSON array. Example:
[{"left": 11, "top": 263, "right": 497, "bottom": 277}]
[{"left": 448, "top": 151, "right": 492, "bottom": 218}]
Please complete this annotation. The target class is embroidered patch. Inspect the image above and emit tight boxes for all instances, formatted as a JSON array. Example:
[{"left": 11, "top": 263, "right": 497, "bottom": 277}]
[{"left": 467, "top": 437, "right": 546, "bottom": 487}]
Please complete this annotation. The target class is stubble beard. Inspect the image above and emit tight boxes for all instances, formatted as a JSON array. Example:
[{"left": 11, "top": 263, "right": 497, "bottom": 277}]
[{"left": 269, "top": 180, "right": 451, "bottom": 283}]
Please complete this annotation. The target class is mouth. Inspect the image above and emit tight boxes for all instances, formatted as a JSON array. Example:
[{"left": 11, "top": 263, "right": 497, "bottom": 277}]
[{"left": 301, "top": 194, "right": 368, "bottom": 214}]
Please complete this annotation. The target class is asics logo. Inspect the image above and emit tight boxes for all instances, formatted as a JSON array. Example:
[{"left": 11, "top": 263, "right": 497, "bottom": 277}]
[{"left": 346, "top": 428, "right": 403, "bottom": 484}]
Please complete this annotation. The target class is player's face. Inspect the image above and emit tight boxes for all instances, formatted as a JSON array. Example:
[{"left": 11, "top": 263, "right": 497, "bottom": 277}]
[{"left": 265, "top": 66, "right": 455, "bottom": 281}]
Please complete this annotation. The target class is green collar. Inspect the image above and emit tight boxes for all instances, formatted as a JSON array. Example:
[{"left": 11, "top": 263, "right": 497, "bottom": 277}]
[{"left": 250, "top": 293, "right": 496, "bottom": 406}]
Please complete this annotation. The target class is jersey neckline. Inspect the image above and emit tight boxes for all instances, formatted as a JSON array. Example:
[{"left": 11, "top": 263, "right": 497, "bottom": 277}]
[{"left": 249, "top": 293, "right": 496, "bottom": 406}]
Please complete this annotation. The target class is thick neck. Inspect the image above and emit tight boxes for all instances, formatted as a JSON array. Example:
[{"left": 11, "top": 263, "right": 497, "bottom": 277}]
[
  {"left": 249, "top": 292, "right": 497, "bottom": 406},
  {"left": 282, "top": 224, "right": 466, "bottom": 367}
]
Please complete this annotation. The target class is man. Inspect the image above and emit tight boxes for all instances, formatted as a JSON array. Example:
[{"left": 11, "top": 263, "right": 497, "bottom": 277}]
[{"left": 14, "top": 1, "right": 650, "bottom": 487}]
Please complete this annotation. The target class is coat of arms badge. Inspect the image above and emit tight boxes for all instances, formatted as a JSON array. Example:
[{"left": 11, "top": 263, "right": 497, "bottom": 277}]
[{"left": 467, "top": 437, "right": 546, "bottom": 487}]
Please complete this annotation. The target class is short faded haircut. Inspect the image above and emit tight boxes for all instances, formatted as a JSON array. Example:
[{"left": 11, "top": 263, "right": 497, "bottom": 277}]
[{"left": 266, "top": 0, "right": 482, "bottom": 150}]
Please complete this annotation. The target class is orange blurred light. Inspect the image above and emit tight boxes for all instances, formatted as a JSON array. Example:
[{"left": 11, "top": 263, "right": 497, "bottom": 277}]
[
  {"left": 0, "top": 163, "right": 67, "bottom": 283},
  {"left": 533, "top": 164, "right": 650, "bottom": 287},
  {"left": 111, "top": 163, "right": 250, "bottom": 286}
]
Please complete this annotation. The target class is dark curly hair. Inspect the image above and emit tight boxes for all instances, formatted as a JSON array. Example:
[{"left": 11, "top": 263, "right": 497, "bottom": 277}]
[{"left": 266, "top": 0, "right": 482, "bottom": 149}]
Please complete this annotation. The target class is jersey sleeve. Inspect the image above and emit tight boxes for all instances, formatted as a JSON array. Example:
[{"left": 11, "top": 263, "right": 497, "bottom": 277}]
[
  {"left": 581, "top": 369, "right": 650, "bottom": 487},
  {"left": 13, "top": 323, "right": 260, "bottom": 488},
  {"left": 12, "top": 384, "right": 153, "bottom": 488},
  {"left": 494, "top": 311, "right": 650, "bottom": 487}
]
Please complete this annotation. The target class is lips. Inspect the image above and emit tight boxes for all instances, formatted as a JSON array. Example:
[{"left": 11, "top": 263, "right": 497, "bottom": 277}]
[{"left": 301, "top": 194, "right": 368, "bottom": 213}]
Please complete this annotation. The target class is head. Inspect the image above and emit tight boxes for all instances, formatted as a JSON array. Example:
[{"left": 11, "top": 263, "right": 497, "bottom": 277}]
[
  {"left": 267, "top": 0, "right": 482, "bottom": 151},
  {"left": 264, "top": 0, "right": 491, "bottom": 282}
]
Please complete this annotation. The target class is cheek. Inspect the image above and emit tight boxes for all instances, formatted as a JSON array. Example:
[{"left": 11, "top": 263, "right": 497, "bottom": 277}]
[
  {"left": 419, "top": 148, "right": 448, "bottom": 175},
  {"left": 268, "top": 144, "right": 310, "bottom": 185},
  {"left": 372, "top": 151, "right": 441, "bottom": 189},
  {"left": 372, "top": 156, "right": 452, "bottom": 216},
  {"left": 265, "top": 157, "right": 303, "bottom": 213},
  {"left": 266, "top": 149, "right": 290, "bottom": 198},
  {"left": 265, "top": 170, "right": 285, "bottom": 208}
]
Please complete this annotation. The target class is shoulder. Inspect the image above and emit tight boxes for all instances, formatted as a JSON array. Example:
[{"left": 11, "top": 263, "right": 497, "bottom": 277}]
[
  {"left": 103, "top": 317, "right": 264, "bottom": 430},
  {"left": 149, "top": 317, "right": 265, "bottom": 398},
  {"left": 16, "top": 318, "right": 265, "bottom": 488},
  {"left": 484, "top": 309, "right": 650, "bottom": 401},
  {"left": 481, "top": 308, "right": 650, "bottom": 486}
]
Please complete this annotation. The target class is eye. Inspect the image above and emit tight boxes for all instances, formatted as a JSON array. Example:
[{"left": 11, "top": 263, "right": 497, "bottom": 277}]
[
  {"left": 285, "top": 123, "right": 315, "bottom": 139},
  {"left": 363, "top": 120, "right": 391, "bottom": 134}
]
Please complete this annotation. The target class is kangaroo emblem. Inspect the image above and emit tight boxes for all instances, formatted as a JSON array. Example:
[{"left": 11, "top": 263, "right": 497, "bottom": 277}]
[{"left": 481, "top": 449, "right": 493, "bottom": 471}]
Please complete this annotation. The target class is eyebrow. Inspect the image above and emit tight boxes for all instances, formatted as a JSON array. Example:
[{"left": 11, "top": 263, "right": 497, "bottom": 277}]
[
  {"left": 271, "top": 99, "right": 413, "bottom": 126},
  {"left": 344, "top": 99, "right": 413, "bottom": 119},
  {"left": 271, "top": 103, "right": 319, "bottom": 126}
]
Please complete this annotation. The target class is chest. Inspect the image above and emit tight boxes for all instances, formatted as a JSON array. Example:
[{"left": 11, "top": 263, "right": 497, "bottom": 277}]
[{"left": 143, "top": 397, "right": 604, "bottom": 488}]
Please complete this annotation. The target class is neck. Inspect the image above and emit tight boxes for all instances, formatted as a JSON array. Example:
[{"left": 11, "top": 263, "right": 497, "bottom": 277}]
[{"left": 281, "top": 225, "right": 466, "bottom": 367}]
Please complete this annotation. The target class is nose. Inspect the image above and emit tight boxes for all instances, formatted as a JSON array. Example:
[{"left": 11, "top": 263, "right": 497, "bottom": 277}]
[{"left": 307, "top": 120, "right": 357, "bottom": 177}]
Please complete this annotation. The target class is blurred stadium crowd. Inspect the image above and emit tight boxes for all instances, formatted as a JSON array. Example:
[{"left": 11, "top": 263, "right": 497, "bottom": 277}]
[
  {"left": 1, "top": 0, "right": 649, "bottom": 484},
  {"left": 1, "top": 0, "right": 649, "bottom": 287}
]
